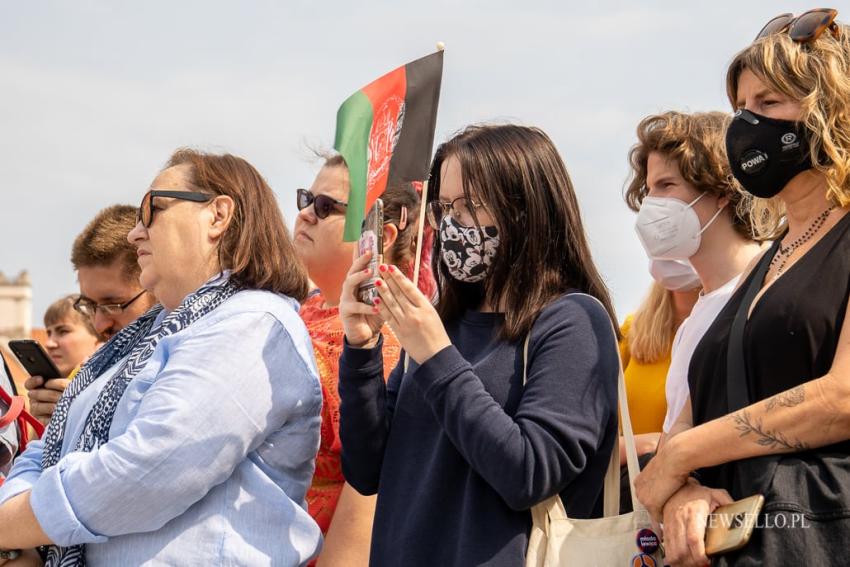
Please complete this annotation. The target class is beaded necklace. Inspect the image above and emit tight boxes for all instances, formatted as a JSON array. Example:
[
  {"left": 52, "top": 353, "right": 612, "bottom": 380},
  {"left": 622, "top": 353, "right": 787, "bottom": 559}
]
[{"left": 769, "top": 204, "right": 836, "bottom": 279}]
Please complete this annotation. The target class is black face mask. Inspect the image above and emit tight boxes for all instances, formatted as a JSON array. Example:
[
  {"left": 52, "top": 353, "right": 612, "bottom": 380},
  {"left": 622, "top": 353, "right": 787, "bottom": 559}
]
[{"left": 725, "top": 109, "right": 813, "bottom": 199}]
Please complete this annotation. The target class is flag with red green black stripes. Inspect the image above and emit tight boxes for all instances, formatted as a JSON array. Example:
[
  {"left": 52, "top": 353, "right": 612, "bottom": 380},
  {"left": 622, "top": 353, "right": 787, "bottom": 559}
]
[{"left": 334, "top": 50, "right": 444, "bottom": 241}]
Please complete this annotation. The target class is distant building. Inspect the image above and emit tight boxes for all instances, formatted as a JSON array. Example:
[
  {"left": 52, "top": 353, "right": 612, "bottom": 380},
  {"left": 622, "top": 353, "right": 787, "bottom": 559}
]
[
  {"left": 0, "top": 270, "right": 39, "bottom": 395},
  {"left": 0, "top": 270, "right": 32, "bottom": 341}
]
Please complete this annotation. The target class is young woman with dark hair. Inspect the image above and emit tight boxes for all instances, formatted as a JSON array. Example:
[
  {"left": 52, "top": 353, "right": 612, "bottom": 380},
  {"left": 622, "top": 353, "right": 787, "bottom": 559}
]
[{"left": 337, "top": 124, "right": 621, "bottom": 567}]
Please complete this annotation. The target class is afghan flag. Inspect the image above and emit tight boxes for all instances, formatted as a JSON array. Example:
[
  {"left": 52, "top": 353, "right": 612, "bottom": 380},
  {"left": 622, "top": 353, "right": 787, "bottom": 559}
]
[{"left": 334, "top": 50, "right": 444, "bottom": 241}]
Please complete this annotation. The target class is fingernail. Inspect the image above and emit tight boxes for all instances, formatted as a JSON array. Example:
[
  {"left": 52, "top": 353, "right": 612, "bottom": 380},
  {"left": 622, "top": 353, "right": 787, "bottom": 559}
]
[
  {"left": 363, "top": 268, "right": 370, "bottom": 274},
  {"left": 389, "top": 265, "right": 396, "bottom": 273},
  {"left": 375, "top": 279, "right": 383, "bottom": 287},
  {"left": 379, "top": 264, "right": 387, "bottom": 273},
  {"left": 372, "top": 306, "right": 379, "bottom": 313},
  {"left": 373, "top": 297, "right": 381, "bottom": 305}
]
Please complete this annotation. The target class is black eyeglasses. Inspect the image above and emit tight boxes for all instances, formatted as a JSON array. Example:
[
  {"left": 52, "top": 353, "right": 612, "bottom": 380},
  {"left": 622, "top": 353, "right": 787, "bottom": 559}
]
[
  {"left": 296, "top": 188, "right": 348, "bottom": 219},
  {"left": 755, "top": 8, "right": 839, "bottom": 42},
  {"left": 73, "top": 290, "right": 148, "bottom": 318},
  {"left": 427, "top": 196, "right": 485, "bottom": 229},
  {"left": 137, "top": 190, "right": 213, "bottom": 228}
]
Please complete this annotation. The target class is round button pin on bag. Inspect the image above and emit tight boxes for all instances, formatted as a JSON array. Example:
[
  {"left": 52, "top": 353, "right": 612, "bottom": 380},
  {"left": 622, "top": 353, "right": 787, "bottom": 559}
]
[{"left": 636, "top": 528, "right": 660, "bottom": 555}]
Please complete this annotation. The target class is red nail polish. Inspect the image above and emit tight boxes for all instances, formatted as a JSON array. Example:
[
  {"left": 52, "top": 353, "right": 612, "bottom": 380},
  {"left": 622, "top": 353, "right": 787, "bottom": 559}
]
[
  {"left": 379, "top": 264, "right": 387, "bottom": 273},
  {"left": 375, "top": 279, "right": 383, "bottom": 287},
  {"left": 373, "top": 297, "right": 381, "bottom": 305},
  {"left": 389, "top": 265, "right": 396, "bottom": 273},
  {"left": 363, "top": 268, "right": 370, "bottom": 274}
]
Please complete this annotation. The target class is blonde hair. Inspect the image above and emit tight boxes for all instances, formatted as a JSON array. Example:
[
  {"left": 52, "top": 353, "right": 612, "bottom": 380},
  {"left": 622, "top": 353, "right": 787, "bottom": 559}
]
[
  {"left": 625, "top": 111, "right": 757, "bottom": 240},
  {"left": 628, "top": 283, "right": 676, "bottom": 364},
  {"left": 44, "top": 294, "right": 98, "bottom": 337},
  {"left": 726, "top": 22, "right": 850, "bottom": 238}
]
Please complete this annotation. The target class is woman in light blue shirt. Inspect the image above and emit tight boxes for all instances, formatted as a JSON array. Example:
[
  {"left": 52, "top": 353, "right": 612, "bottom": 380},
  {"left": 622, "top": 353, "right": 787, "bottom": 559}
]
[{"left": 0, "top": 149, "right": 323, "bottom": 566}]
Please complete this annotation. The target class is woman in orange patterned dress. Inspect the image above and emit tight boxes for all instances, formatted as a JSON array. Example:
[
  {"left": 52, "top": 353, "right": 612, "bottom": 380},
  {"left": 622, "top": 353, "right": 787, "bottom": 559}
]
[{"left": 294, "top": 155, "right": 434, "bottom": 566}]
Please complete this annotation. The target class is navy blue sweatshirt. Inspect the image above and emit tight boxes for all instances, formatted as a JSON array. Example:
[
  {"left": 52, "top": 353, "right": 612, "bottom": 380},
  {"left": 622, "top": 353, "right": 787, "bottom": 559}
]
[{"left": 338, "top": 293, "right": 618, "bottom": 567}]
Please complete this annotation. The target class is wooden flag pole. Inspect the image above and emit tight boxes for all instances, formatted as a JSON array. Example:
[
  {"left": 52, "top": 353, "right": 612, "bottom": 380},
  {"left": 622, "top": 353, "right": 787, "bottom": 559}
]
[
  {"left": 405, "top": 178, "right": 430, "bottom": 373},
  {"left": 404, "top": 41, "right": 443, "bottom": 372},
  {"left": 411, "top": 178, "right": 430, "bottom": 299},
  {"left": 412, "top": 41, "right": 442, "bottom": 291}
]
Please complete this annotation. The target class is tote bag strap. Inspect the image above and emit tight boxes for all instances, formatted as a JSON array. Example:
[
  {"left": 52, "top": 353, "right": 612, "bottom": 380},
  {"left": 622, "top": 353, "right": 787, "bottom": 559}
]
[{"left": 522, "top": 293, "right": 644, "bottom": 519}]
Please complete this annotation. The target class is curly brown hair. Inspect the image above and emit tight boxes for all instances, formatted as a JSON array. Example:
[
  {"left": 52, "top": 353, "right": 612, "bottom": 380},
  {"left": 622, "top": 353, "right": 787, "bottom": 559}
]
[{"left": 624, "top": 111, "right": 756, "bottom": 240}]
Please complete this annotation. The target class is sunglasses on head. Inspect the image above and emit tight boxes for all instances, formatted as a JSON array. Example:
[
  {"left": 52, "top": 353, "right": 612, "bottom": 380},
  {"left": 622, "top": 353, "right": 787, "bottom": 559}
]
[
  {"left": 296, "top": 188, "right": 348, "bottom": 219},
  {"left": 755, "top": 8, "right": 839, "bottom": 43},
  {"left": 137, "top": 190, "right": 213, "bottom": 228}
]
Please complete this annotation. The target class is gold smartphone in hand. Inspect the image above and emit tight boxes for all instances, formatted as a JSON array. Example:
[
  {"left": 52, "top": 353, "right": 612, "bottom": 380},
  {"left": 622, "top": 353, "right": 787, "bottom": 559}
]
[
  {"left": 357, "top": 199, "right": 384, "bottom": 305},
  {"left": 705, "top": 494, "right": 764, "bottom": 556}
]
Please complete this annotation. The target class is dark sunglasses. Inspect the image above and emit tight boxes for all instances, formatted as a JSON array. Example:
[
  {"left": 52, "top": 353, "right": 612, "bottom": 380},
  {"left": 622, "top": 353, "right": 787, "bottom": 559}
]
[
  {"left": 755, "top": 8, "right": 839, "bottom": 42},
  {"left": 137, "top": 190, "right": 213, "bottom": 228},
  {"left": 296, "top": 188, "right": 347, "bottom": 219}
]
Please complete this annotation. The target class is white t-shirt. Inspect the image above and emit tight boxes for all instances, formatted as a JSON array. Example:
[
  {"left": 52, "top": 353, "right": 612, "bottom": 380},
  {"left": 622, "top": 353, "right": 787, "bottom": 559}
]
[{"left": 662, "top": 274, "right": 741, "bottom": 433}]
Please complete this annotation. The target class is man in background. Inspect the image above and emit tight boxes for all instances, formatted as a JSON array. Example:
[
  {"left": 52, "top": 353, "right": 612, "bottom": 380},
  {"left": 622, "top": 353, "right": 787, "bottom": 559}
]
[{"left": 26, "top": 205, "right": 155, "bottom": 424}]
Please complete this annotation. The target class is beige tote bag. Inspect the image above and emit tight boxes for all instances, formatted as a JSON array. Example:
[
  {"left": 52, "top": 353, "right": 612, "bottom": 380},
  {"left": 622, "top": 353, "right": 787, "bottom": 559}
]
[{"left": 525, "top": 294, "right": 664, "bottom": 567}]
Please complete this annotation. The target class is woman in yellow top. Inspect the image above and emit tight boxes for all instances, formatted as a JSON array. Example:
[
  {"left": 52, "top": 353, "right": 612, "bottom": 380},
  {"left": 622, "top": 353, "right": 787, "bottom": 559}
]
[{"left": 619, "top": 262, "right": 699, "bottom": 457}]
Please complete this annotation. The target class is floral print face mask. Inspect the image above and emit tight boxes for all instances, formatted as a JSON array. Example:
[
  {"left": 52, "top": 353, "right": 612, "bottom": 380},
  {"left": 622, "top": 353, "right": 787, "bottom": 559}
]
[{"left": 439, "top": 215, "right": 500, "bottom": 283}]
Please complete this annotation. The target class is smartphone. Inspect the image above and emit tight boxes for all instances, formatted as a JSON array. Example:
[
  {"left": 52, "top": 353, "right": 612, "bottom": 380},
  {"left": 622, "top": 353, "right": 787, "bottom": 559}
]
[
  {"left": 357, "top": 199, "right": 384, "bottom": 305},
  {"left": 705, "top": 494, "right": 765, "bottom": 556},
  {"left": 8, "top": 339, "right": 62, "bottom": 380}
]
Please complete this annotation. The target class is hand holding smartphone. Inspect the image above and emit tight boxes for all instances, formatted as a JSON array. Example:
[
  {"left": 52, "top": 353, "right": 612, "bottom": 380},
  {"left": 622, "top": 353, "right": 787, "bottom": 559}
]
[
  {"left": 705, "top": 494, "right": 764, "bottom": 556},
  {"left": 357, "top": 199, "right": 384, "bottom": 305},
  {"left": 8, "top": 340, "right": 62, "bottom": 380}
]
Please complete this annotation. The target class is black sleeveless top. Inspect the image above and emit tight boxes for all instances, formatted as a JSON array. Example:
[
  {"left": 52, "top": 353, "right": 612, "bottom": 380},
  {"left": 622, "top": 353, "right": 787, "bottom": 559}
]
[{"left": 689, "top": 211, "right": 850, "bottom": 512}]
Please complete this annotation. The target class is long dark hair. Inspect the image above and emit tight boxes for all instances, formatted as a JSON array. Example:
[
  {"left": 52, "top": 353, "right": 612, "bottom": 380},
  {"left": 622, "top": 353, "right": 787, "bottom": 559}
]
[{"left": 428, "top": 124, "right": 618, "bottom": 341}]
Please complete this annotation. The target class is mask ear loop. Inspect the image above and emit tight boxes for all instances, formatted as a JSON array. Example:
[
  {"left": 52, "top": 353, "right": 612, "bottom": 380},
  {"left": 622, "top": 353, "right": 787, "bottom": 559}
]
[{"left": 697, "top": 202, "right": 727, "bottom": 235}]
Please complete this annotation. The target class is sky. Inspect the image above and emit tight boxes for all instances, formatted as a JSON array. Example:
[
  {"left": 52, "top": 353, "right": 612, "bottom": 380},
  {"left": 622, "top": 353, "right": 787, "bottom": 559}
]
[{"left": 0, "top": 0, "right": 832, "bottom": 324}]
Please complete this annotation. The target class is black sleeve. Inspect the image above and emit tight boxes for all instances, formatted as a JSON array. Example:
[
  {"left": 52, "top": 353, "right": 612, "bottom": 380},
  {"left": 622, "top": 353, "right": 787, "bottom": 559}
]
[{"left": 338, "top": 334, "right": 404, "bottom": 495}]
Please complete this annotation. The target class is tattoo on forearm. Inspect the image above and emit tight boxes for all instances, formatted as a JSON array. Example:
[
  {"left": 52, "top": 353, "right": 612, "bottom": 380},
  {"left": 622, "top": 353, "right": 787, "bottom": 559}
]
[
  {"left": 765, "top": 385, "right": 806, "bottom": 411},
  {"left": 730, "top": 410, "right": 809, "bottom": 451}
]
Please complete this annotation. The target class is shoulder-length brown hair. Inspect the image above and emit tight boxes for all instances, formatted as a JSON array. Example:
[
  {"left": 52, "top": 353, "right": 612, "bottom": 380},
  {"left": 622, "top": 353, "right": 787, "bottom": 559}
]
[
  {"left": 166, "top": 149, "right": 309, "bottom": 301},
  {"left": 428, "top": 124, "right": 618, "bottom": 341}
]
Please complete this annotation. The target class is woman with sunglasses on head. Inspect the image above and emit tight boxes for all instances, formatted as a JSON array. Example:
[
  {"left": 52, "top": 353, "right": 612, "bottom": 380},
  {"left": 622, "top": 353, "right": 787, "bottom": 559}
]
[
  {"left": 634, "top": 9, "right": 850, "bottom": 566},
  {"left": 337, "top": 124, "right": 620, "bottom": 567},
  {"left": 293, "top": 155, "right": 434, "bottom": 566},
  {"left": 0, "top": 149, "right": 322, "bottom": 566}
]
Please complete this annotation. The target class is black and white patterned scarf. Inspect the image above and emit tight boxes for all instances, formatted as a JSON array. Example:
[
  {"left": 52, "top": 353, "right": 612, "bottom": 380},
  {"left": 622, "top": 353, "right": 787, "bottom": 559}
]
[{"left": 41, "top": 274, "right": 239, "bottom": 567}]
